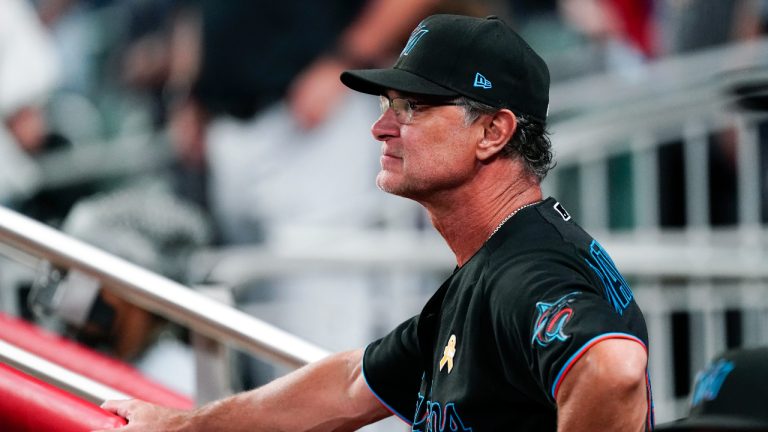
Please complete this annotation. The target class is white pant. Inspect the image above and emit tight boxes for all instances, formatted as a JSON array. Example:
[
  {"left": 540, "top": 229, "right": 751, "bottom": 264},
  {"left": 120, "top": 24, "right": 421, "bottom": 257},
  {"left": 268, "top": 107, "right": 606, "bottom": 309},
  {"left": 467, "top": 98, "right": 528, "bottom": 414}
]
[
  {"left": 206, "top": 92, "right": 416, "bottom": 243},
  {"left": 205, "top": 91, "right": 423, "bottom": 345}
]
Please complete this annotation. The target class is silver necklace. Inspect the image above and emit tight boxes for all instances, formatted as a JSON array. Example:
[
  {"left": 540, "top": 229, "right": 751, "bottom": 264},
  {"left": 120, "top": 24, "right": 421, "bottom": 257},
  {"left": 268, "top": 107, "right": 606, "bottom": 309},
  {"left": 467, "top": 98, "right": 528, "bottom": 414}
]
[{"left": 488, "top": 200, "right": 541, "bottom": 240}]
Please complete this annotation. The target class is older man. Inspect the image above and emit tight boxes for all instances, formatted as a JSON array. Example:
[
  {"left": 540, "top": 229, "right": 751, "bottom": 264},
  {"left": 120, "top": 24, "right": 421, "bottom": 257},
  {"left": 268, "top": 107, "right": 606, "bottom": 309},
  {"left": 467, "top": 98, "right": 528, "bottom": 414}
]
[{"left": 100, "top": 14, "right": 652, "bottom": 431}]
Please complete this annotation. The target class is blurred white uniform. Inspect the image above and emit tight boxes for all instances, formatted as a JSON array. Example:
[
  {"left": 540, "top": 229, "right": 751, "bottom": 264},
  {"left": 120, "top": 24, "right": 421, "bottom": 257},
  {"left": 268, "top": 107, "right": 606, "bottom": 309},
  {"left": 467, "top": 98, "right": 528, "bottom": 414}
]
[
  {"left": 205, "top": 92, "right": 421, "bottom": 353},
  {"left": 0, "top": 0, "right": 60, "bottom": 203}
]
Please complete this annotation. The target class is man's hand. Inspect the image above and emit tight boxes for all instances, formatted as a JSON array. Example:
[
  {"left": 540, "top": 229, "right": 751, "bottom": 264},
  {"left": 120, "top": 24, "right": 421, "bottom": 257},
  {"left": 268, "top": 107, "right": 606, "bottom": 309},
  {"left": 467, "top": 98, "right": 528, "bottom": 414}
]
[{"left": 94, "top": 399, "right": 191, "bottom": 432}]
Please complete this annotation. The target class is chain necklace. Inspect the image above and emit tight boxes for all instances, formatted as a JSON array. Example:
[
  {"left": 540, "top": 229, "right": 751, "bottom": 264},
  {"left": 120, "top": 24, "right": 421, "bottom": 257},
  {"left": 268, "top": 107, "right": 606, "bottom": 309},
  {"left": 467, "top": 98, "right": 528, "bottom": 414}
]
[{"left": 488, "top": 200, "right": 542, "bottom": 240}]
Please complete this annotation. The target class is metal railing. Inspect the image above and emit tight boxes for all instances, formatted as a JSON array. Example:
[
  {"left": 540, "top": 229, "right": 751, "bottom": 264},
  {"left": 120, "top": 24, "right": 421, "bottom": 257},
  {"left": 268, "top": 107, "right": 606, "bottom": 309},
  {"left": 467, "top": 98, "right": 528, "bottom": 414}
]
[
  {"left": 0, "top": 205, "right": 330, "bottom": 402},
  {"left": 0, "top": 339, "right": 130, "bottom": 403}
]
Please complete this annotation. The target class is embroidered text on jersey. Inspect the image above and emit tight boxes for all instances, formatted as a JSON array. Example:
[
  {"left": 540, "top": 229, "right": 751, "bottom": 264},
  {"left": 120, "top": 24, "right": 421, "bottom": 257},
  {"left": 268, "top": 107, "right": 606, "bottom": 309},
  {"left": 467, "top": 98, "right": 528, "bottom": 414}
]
[
  {"left": 532, "top": 291, "right": 580, "bottom": 347},
  {"left": 585, "top": 240, "right": 633, "bottom": 315},
  {"left": 439, "top": 334, "right": 457, "bottom": 373},
  {"left": 413, "top": 394, "right": 472, "bottom": 432}
]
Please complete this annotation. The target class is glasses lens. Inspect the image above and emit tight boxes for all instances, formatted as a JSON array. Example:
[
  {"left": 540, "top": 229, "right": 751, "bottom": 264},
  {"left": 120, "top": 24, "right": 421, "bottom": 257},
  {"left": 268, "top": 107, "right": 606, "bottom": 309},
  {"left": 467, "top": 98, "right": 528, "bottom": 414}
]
[
  {"left": 379, "top": 95, "right": 390, "bottom": 114},
  {"left": 378, "top": 96, "right": 414, "bottom": 124},
  {"left": 391, "top": 98, "right": 412, "bottom": 124}
]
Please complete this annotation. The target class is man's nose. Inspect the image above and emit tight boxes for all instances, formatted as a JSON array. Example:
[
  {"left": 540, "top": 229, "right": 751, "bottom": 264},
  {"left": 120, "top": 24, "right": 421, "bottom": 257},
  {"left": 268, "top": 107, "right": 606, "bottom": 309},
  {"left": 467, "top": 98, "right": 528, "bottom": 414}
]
[{"left": 371, "top": 109, "right": 400, "bottom": 142}]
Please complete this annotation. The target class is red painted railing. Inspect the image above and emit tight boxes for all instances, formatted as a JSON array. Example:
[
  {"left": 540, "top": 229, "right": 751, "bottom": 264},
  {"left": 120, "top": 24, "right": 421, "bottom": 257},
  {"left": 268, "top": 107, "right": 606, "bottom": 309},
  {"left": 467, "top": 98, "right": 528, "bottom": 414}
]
[
  {"left": 0, "top": 312, "right": 193, "bottom": 409},
  {"left": 0, "top": 362, "right": 127, "bottom": 431}
]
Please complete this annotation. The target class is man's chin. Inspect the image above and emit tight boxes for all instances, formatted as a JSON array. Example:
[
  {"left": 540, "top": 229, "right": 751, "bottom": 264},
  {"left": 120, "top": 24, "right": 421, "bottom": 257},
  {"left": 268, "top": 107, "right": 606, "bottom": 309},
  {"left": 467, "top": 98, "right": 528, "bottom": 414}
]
[
  {"left": 377, "top": 177, "right": 426, "bottom": 203},
  {"left": 376, "top": 174, "right": 407, "bottom": 197}
]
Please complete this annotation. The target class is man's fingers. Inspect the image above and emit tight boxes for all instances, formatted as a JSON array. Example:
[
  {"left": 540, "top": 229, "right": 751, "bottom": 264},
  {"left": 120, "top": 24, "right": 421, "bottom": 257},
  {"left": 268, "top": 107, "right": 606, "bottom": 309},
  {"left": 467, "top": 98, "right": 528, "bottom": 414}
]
[
  {"left": 92, "top": 426, "right": 129, "bottom": 432},
  {"left": 90, "top": 399, "right": 135, "bottom": 431},
  {"left": 100, "top": 398, "right": 136, "bottom": 419}
]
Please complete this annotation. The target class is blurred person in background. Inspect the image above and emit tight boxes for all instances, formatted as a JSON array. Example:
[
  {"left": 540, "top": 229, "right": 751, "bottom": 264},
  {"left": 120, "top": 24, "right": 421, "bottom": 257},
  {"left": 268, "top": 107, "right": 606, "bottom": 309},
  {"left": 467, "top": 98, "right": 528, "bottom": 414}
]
[
  {"left": 656, "top": 0, "right": 768, "bottom": 228},
  {"left": 0, "top": 0, "right": 61, "bottom": 207},
  {"left": 28, "top": 181, "right": 213, "bottom": 396},
  {"left": 659, "top": 0, "right": 767, "bottom": 55},
  {"left": 481, "top": 0, "right": 656, "bottom": 82},
  {"left": 656, "top": 347, "right": 768, "bottom": 431},
  {"left": 561, "top": 0, "right": 655, "bottom": 74},
  {"left": 145, "top": 0, "right": 450, "bottom": 390},
  {"left": 160, "top": 0, "right": 443, "bottom": 243}
]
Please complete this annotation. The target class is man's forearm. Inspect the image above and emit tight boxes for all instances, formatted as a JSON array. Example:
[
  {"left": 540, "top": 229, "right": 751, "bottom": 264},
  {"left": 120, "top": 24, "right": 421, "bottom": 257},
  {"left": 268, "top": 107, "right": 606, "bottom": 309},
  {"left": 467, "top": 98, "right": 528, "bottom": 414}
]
[
  {"left": 100, "top": 349, "right": 388, "bottom": 432},
  {"left": 334, "top": 0, "right": 441, "bottom": 65},
  {"left": 189, "top": 349, "right": 384, "bottom": 431}
]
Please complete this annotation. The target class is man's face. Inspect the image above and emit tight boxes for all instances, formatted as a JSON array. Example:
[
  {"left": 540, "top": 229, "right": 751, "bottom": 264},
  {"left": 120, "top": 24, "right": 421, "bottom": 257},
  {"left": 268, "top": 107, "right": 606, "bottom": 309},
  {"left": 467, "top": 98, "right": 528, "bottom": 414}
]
[{"left": 371, "top": 90, "right": 484, "bottom": 201}]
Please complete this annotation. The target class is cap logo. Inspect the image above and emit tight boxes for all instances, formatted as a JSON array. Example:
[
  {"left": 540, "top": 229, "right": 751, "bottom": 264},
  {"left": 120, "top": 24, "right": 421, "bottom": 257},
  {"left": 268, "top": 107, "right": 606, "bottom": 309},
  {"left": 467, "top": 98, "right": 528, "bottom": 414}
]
[
  {"left": 473, "top": 73, "right": 492, "bottom": 89},
  {"left": 691, "top": 359, "right": 735, "bottom": 406},
  {"left": 401, "top": 24, "right": 428, "bottom": 57}
]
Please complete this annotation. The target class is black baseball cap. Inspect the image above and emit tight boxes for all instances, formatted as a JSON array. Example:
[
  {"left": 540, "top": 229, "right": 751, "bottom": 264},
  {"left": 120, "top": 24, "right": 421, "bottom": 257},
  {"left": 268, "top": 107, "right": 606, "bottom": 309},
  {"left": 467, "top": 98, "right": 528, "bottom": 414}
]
[
  {"left": 340, "top": 14, "right": 550, "bottom": 123},
  {"left": 656, "top": 347, "right": 768, "bottom": 431}
]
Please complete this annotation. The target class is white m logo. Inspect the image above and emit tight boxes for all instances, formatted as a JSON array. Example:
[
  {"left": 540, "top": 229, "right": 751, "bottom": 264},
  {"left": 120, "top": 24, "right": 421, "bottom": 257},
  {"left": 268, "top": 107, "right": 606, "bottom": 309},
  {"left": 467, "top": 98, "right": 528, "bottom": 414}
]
[{"left": 401, "top": 26, "right": 429, "bottom": 56}]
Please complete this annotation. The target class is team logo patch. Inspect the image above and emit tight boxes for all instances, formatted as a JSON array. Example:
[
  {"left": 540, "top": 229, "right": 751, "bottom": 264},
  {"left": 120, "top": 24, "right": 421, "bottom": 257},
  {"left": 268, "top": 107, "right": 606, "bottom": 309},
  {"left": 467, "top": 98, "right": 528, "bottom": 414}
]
[
  {"left": 691, "top": 359, "right": 735, "bottom": 406},
  {"left": 473, "top": 72, "right": 492, "bottom": 89},
  {"left": 532, "top": 292, "right": 580, "bottom": 347},
  {"left": 401, "top": 24, "right": 429, "bottom": 56},
  {"left": 439, "top": 334, "right": 457, "bottom": 373}
]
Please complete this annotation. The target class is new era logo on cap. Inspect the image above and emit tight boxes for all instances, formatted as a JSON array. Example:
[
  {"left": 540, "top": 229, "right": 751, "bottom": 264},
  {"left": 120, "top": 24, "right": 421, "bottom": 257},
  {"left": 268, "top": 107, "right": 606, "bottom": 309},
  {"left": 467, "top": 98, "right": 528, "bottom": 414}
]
[{"left": 473, "top": 73, "right": 492, "bottom": 89}]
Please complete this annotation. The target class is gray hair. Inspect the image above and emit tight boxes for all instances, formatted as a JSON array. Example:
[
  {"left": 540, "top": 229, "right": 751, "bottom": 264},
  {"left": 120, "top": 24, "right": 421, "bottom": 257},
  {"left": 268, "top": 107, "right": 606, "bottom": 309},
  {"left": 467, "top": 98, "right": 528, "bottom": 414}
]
[{"left": 459, "top": 98, "right": 554, "bottom": 182}]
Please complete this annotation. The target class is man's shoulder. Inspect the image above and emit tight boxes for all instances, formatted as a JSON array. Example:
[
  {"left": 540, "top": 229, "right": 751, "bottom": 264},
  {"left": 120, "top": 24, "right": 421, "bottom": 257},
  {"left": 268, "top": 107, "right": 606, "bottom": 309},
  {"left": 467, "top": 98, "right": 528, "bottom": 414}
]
[{"left": 488, "top": 198, "right": 586, "bottom": 252}]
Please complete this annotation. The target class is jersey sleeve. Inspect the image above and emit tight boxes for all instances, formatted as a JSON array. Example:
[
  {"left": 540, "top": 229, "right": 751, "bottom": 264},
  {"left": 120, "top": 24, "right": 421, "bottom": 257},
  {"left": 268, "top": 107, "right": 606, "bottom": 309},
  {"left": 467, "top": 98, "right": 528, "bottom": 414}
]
[
  {"left": 488, "top": 254, "right": 648, "bottom": 405},
  {"left": 362, "top": 315, "right": 423, "bottom": 424}
]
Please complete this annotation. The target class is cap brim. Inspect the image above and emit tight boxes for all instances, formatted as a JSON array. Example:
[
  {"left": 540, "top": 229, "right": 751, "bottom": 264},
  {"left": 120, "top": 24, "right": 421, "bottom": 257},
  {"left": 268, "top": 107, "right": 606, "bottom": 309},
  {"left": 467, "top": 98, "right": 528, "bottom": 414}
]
[
  {"left": 655, "top": 415, "right": 768, "bottom": 431},
  {"left": 341, "top": 68, "right": 458, "bottom": 98}
]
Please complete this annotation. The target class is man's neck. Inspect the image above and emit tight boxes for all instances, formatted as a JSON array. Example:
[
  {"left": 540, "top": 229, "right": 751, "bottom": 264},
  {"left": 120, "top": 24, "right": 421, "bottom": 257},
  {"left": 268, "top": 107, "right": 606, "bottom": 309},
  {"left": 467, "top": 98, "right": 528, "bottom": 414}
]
[{"left": 423, "top": 162, "right": 542, "bottom": 267}]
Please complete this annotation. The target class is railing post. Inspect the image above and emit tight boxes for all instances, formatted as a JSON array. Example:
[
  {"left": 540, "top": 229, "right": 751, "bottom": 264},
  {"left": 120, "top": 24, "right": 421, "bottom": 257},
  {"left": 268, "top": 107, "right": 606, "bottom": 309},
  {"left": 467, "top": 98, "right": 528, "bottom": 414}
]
[
  {"left": 682, "top": 120, "right": 710, "bottom": 230},
  {"left": 734, "top": 115, "right": 761, "bottom": 228},
  {"left": 192, "top": 285, "right": 235, "bottom": 405}
]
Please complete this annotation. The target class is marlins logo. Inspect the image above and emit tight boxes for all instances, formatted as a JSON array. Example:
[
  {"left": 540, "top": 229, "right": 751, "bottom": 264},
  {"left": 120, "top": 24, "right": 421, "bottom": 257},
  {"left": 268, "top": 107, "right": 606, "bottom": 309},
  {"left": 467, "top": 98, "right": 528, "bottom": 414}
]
[
  {"left": 401, "top": 24, "right": 428, "bottom": 56},
  {"left": 691, "top": 359, "right": 735, "bottom": 406},
  {"left": 532, "top": 292, "right": 581, "bottom": 347}
]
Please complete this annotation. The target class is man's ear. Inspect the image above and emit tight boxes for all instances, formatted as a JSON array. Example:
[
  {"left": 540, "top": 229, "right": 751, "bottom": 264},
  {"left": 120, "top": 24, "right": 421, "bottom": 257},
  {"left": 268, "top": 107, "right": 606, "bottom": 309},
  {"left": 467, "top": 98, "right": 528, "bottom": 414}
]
[{"left": 476, "top": 109, "right": 516, "bottom": 161}]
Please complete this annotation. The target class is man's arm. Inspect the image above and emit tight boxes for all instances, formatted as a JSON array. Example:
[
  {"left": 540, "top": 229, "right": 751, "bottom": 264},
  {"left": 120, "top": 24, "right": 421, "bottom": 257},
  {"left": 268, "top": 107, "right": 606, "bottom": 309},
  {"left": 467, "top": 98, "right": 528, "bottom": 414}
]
[
  {"left": 287, "top": 0, "right": 440, "bottom": 129},
  {"left": 98, "top": 349, "right": 390, "bottom": 432},
  {"left": 556, "top": 339, "right": 649, "bottom": 432}
]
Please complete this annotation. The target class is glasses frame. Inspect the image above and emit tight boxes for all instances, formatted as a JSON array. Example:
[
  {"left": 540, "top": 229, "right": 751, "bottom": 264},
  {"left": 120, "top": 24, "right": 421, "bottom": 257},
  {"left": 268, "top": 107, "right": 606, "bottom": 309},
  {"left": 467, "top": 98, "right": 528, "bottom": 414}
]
[{"left": 379, "top": 95, "right": 463, "bottom": 124}]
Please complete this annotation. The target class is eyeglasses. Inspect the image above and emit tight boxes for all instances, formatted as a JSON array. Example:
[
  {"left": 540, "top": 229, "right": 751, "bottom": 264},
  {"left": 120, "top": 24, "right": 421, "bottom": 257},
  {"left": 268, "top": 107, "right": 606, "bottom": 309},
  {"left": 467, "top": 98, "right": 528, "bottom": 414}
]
[{"left": 379, "top": 95, "right": 462, "bottom": 124}]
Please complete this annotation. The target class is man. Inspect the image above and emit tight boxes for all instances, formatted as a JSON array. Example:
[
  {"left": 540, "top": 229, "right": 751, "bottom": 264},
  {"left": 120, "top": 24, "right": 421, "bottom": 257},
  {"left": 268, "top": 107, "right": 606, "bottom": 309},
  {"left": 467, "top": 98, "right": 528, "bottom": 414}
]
[
  {"left": 656, "top": 347, "right": 768, "bottom": 431},
  {"left": 99, "top": 14, "right": 653, "bottom": 431}
]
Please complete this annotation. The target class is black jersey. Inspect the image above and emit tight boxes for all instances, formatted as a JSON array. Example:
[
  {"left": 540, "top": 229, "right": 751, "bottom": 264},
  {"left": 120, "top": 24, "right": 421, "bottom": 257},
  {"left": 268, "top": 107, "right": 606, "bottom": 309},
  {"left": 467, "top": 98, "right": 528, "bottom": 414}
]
[{"left": 363, "top": 198, "right": 654, "bottom": 431}]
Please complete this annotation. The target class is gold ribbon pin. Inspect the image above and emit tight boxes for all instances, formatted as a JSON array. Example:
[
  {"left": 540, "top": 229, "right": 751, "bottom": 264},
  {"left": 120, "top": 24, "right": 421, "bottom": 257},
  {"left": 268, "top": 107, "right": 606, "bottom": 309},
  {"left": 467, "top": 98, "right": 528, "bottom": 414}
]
[{"left": 439, "top": 334, "right": 457, "bottom": 373}]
